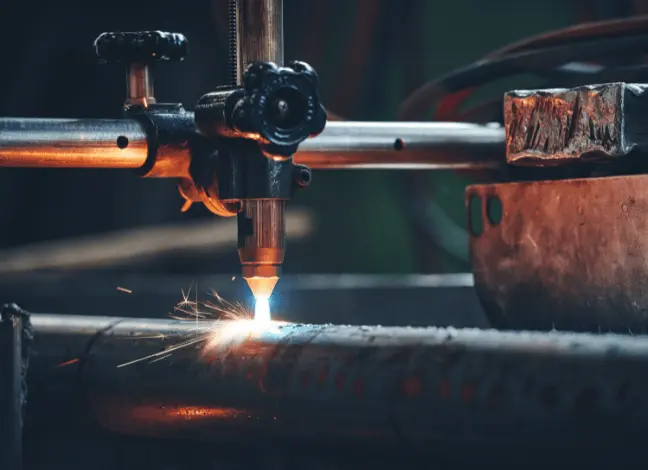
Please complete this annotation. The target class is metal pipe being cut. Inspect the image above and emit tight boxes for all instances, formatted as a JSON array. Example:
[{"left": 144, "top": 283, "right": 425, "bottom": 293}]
[{"left": 28, "top": 313, "right": 648, "bottom": 454}]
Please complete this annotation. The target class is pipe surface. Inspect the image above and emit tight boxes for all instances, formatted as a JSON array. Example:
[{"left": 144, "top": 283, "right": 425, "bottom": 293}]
[
  {"left": 295, "top": 121, "right": 505, "bottom": 169},
  {"left": 0, "top": 118, "right": 148, "bottom": 168},
  {"left": 27, "top": 313, "right": 648, "bottom": 455}
]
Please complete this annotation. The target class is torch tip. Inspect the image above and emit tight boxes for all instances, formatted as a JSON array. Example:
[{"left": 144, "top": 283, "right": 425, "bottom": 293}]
[{"left": 244, "top": 276, "right": 279, "bottom": 300}]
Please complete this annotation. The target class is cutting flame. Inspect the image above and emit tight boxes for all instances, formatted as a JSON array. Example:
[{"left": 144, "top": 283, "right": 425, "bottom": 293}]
[{"left": 254, "top": 295, "right": 271, "bottom": 324}]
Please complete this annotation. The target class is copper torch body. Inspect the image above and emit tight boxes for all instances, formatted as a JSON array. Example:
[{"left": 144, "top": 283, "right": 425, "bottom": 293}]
[{"left": 238, "top": 199, "right": 285, "bottom": 299}]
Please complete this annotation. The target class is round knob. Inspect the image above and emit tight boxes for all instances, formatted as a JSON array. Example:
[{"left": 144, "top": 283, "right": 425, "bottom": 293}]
[
  {"left": 94, "top": 31, "right": 188, "bottom": 63},
  {"left": 238, "top": 61, "right": 327, "bottom": 149}
]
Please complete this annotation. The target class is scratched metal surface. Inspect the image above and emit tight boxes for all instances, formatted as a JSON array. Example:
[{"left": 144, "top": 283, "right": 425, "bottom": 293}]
[
  {"left": 504, "top": 82, "right": 648, "bottom": 165},
  {"left": 25, "top": 313, "right": 648, "bottom": 467},
  {"left": 468, "top": 174, "right": 648, "bottom": 333}
]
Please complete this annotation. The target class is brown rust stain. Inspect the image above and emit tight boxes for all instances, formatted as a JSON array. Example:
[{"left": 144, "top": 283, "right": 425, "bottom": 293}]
[{"left": 504, "top": 84, "right": 624, "bottom": 165}]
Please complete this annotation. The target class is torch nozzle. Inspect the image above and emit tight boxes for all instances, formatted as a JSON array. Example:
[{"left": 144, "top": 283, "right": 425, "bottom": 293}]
[
  {"left": 238, "top": 199, "right": 286, "bottom": 308},
  {"left": 244, "top": 274, "right": 279, "bottom": 300},
  {"left": 244, "top": 271, "right": 279, "bottom": 323}
]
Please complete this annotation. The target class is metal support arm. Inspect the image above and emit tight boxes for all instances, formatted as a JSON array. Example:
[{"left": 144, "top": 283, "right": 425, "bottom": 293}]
[{"left": 0, "top": 118, "right": 504, "bottom": 172}]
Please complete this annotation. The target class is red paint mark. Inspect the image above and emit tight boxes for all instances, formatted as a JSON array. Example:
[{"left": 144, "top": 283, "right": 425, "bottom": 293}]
[
  {"left": 461, "top": 385, "right": 475, "bottom": 403},
  {"left": 301, "top": 371, "right": 311, "bottom": 389},
  {"left": 439, "top": 379, "right": 451, "bottom": 398},
  {"left": 336, "top": 372, "right": 346, "bottom": 391},
  {"left": 317, "top": 365, "right": 328, "bottom": 385},
  {"left": 354, "top": 379, "right": 364, "bottom": 398},
  {"left": 402, "top": 377, "right": 422, "bottom": 397},
  {"left": 246, "top": 370, "right": 254, "bottom": 381}
]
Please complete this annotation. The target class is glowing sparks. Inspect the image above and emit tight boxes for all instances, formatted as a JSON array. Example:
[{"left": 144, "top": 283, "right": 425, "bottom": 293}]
[
  {"left": 57, "top": 358, "right": 80, "bottom": 368},
  {"left": 254, "top": 295, "right": 271, "bottom": 324},
  {"left": 116, "top": 286, "right": 132, "bottom": 294},
  {"left": 117, "top": 283, "right": 284, "bottom": 368}
]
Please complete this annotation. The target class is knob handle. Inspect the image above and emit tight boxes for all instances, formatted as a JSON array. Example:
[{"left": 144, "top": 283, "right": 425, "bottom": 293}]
[
  {"left": 236, "top": 61, "right": 327, "bottom": 154},
  {"left": 94, "top": 31, "right": 188, "bottom": 63}
]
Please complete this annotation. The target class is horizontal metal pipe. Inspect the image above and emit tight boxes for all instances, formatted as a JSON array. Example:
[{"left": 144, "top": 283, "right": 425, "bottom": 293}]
[
  {"left": 0, "top": 118, "right": 503, "bottom": 171},
  {"left": 0, "top": 118, "right": 148, "bottom": 168},
  {"left": 296, "top": 121, "right": 505, "bottom": 169},
  {"left": 28, "top": 313, "right": 648, "bottom": 455}
]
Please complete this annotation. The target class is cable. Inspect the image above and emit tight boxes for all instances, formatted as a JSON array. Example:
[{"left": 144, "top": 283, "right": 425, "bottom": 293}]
[
  {"left": 398, "top": 31, "right": 648, "bottom": 120},
  {"left": 414, "top": 16, "right": 648, "bottom": 121},
  {"left": 456, "top": 63, "right": 648, "bottom": 124}
]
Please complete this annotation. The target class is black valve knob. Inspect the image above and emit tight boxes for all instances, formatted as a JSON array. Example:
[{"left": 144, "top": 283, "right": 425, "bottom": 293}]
[
  {"left": 94, "top": 31, "right": 188, "bottom": 63},
  {"left": 95, "top": 31, "right": 188, "bottom": 107},
  {"left": 236, "top": 61, "right": 326, "bottom": 152}
]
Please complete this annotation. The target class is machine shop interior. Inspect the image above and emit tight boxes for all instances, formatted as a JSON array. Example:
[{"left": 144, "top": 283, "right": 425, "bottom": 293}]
[{"left": 3, "top": 0, "right": 648, "bottom": 468}]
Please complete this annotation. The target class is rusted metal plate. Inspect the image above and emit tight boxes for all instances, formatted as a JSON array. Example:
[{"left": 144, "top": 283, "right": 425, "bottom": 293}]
[
  {"left": 504, "top": 82, "right": 648, "bottom": 166},
  {"left": 468, "top": 174, "right": 648, "bottom": 333}
]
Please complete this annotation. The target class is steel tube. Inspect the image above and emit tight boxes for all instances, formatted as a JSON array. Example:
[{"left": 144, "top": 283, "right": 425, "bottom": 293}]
[
  {"left": 28, "top": 313, "right": 648, "bottom": 455},
  {"left": 0, "top": 118, "right": 148, "bottom": 168},
  {"left": 0, "top": 118, "right": 503, "bottom": 171},
  {"left": 236, "top": 0, "right": 283, "bottom": 83},
  {"left": 295, "top": 121, "right": 505, "bottom": 169}
]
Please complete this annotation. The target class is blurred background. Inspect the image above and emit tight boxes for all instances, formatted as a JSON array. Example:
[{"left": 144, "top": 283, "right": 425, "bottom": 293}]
[{"left": 0, "top": 0, "right": 644, "bottom": 320}]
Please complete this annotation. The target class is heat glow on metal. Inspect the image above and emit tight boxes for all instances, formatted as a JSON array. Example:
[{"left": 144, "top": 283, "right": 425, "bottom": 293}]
[{"left": 117, "top": 283, "right": 282, "bottom": 368}]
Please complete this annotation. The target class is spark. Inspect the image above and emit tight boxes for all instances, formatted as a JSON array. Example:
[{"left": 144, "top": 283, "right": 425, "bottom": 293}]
[
  {"left": 116, "top": 286, "right": 132, "bottom": 294},
  {"left": 117, "top": 285, "right": 281, "bottom": 368},
  {"left": 57, "top": 358, "right": 80, "bottom": 368},
  {"left": 148, "top": 353, "right": 172, "bottom": 364}
]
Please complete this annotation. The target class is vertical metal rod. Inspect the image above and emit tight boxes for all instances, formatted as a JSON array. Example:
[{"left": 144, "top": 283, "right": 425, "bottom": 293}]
[
  {"left": 126, "top": 63, "right": 156, "bottom": 107},
  {"left": 236, "top": 0, "right": 284, "bottom": 79},
  {"left": 235, "top": 0, "right": 286, "bottom": 299},
  {"left": 0, "top": 305, "right": 26, "bottom": 470},
  {"left": 227, "top": 0, "right": 239, "bottom": 87}
]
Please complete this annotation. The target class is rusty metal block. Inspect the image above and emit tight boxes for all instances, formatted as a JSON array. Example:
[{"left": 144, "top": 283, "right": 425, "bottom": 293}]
[
  {"left": 504, "top": 82, "right": 648, "bottom": 165},
  {"left": 467, "top": 174, "right": 648, "bottom": 333}
]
